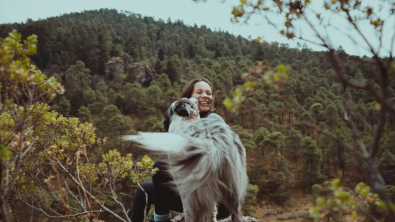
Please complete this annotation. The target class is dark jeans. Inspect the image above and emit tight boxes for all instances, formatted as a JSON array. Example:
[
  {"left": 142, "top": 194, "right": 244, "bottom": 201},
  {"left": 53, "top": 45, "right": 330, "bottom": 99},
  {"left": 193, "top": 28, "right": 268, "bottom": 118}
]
[{"left": 127, "top": 157, "right": 230, "bottom": 221}]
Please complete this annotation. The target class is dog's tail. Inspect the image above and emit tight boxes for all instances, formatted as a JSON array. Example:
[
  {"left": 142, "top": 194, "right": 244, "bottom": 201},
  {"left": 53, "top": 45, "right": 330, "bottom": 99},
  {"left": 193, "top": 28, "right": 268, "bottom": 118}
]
[
  {"left": 123, "top": 131, "right": 226, "bottom": 193},
  {"left": 122, "top": 132, "right": 194, "bottom": 153},
  {"left": 124, "top": 131, "right": 247, "bottom": 221}
]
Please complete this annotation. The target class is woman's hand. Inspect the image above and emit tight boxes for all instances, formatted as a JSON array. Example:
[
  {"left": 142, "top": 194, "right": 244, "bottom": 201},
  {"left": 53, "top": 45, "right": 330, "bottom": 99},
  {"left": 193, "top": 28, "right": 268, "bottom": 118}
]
[{"left": 185, "top": 115, "right": 198, "bottom": 120}]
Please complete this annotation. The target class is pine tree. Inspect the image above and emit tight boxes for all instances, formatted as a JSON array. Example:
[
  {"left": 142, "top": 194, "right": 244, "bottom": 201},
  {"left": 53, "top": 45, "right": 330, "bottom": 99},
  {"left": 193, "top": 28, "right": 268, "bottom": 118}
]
[
  {"left": 77, "top": 106, "right": 91, "bottom": 122},
  {"left": 253, "top": 127, "right": 270, "bottom": 158},
  {"left": 107, "top": 88, "right": 116, "bottom": 104},
  {"left": 378, "top": 150, "right": 395, "bottom": 185},
  {"left": 165, "top": 58, "right": 180, "bottom": 84},
  {"left": 299, "top": 136, "right": 325, "bottom": 186},
  {"left": 285, "top": 129, "right": 303, "bottom": 160},
  {"left": 58, "top": 96, "right": 71, "bottom": 117}
]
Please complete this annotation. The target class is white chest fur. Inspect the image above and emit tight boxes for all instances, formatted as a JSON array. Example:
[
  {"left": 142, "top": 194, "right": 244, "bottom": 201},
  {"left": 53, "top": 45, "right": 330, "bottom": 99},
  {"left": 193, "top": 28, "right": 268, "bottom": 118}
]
[{"left": 168, "top": 115, "right": 196, "bottom": 133}]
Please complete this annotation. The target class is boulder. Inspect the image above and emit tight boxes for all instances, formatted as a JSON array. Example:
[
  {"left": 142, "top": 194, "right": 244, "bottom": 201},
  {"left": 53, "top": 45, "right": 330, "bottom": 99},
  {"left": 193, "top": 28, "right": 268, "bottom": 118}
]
[{"left": 105, "top": 54, "right": 157, "bottom": 86}]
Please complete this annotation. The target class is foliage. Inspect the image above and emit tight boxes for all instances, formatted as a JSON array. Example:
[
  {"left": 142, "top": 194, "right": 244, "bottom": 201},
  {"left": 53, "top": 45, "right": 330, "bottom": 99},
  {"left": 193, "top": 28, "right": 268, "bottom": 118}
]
[
  {"left": 309, "top": 179, "right": 395, "bottom": 222},
  {"left": 219, "top": 0, "right": 395, "bottom": 218},
  {"left": 1, "top": 4, "right": 395, "bottom": 219},
  {"left": 0, "top": 30, "right": 157, "bottom": 222},
  {"left": 299, "top": 136, "right": 326, "bottom": 186},
  {"left": 242, "top": 184, "right": 259, "bottom": 217}
]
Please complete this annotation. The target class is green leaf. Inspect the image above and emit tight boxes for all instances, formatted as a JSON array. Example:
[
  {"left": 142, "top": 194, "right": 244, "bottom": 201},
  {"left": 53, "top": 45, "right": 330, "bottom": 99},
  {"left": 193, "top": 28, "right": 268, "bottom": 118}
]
[
  {"left": 316, "top": 197, "right": 326, "bottom": 207},
  {"left": 0, "top": 145, "right": 12, "bottom": 159}
]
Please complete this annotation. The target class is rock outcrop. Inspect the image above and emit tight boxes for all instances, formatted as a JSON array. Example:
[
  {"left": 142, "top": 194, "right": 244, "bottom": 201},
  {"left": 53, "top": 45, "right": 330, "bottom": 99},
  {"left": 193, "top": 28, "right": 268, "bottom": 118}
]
[{"left": 105, "top": 54, "right": 157, "bottom": 86}]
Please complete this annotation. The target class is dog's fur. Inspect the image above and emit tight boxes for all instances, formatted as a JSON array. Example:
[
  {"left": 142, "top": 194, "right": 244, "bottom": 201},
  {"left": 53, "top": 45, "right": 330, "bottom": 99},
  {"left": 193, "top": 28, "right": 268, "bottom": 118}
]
[{"left": 123, "top": 98, "right": 247, "bottom": 222}]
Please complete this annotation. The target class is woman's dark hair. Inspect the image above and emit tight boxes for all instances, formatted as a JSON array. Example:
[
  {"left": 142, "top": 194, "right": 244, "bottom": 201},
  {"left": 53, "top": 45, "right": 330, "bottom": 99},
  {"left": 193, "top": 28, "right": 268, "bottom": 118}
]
[{"left": 180, "top": 78, "right": 218, "bottom": 116}]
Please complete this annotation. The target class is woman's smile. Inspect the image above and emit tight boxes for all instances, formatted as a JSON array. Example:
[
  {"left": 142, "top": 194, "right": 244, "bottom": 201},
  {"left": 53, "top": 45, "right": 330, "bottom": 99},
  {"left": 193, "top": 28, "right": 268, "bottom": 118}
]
[{"left": 191, "top": 81, "right": 213, "bottom": 112}]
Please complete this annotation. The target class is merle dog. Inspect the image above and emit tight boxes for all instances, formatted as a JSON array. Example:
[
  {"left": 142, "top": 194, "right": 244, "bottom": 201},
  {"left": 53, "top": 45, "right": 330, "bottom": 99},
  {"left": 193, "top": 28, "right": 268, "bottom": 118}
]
[{"left": 123, "top": 97, "right": 247, "bottom": 222}]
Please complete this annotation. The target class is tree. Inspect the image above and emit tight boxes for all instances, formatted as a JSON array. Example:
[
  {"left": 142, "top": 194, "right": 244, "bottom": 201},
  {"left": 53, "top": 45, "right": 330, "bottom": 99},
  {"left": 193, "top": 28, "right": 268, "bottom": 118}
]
[
  {"left": 0, "top": 30, "right": 156, "bottom": 222},
  {"left": 248, "top": 163, "right": 268, "bottom": 185},
  {"left": 96, "top": 79, "right": 108, "bottom": 96},
  {"left": 231, "top": 125, "right": 256, "bottom": 152},
  {"left": 241, "top": 184, "right": 258, "bottom": 217},
  {"left": 88, "top": 90, "right": 107, "bottom": 114},
  {"left": 165, "top": 58, "right": 180, "bottom": 84},
  {"left": 253, "top": 42, "right": 265, "bottom": 61},
  {"left": 299, "top": 136, "right": 325, "bottom": 187},
  {"left": 84, "top": 89, "right": 96, "bottom": 104},
  {"left": 124, "top": 83, "right": 144, "bottom": 114},
  {"left": 224, "top": 0, "right": 395, "bottom": 216},
  {"left": 253, "top": 127, "right": 270, "bottom": 158},
  {"left": 158, "top": 73, "right": 172, "bottom": 91},
  {"left": 378, "top": 150, "right": 395, "bottom": 185},
  {"left": 0, "top": 30, "right": 64, "bottom": 222},
  {"left": 324, "top": 102, "right": 339, "bottom": 128},
  {"left": 64, "top": 60, "right": 92, "bottom": 109},
  {"left": 96, "top": 105, "right": 122, "bottom": 133},
  {"left": 158, "top": 48, "right": 165, "bottom": 61},
  {"left": 259, "top": 131, "right": 285, "bottom": 170},
  {"left": 285, "top": 129, "right": 302, "bottom": 160},
  {"left": 108, "top": 114, "right": 134, "bottom": 151},
  {"left": 107, "top": 88, "right": 117, "bottom": 104},
  {"left": 64, "top": 60, "right": 91, "bottom": 95},
  {"left": 144, "top": 85, "right": 163, "bottom": 118},
  {"left": 78, "top": 105, "right": 91, "bottom": 122},
  {"left": 58, "top": 96, "right": 71, "bottom": 117}
]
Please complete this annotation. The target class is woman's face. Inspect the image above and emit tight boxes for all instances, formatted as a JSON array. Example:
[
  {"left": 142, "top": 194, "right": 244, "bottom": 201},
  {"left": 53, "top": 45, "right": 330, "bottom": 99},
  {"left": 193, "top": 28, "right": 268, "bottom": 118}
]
[{"left": 191, "top": 81, "right": 213, "bottom": 112}]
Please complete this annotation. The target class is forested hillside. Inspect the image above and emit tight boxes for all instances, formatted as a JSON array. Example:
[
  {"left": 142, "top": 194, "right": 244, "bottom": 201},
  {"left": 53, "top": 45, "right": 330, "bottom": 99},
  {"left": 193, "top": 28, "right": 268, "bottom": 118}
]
[{"left": 1, "top": 8, "right": 395, "bottom": 221}]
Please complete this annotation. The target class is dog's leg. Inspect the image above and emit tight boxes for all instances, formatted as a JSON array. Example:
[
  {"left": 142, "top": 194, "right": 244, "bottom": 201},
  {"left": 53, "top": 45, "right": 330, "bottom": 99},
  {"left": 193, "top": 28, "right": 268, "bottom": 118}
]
[
  {"left": 182, "top": 203, "right": 189, "bottom": 222},
  {"left": 230, "top": 206, "right": 243, "bottom": 222},
  {"left": 210, "top": 204, "right": 218, "bottom": 222}
]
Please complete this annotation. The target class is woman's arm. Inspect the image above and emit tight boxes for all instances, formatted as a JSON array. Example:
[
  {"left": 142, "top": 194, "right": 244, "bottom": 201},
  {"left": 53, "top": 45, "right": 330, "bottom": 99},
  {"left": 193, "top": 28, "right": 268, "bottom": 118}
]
[{"left": 206, "top": 113, "right": 225, "bottom": 123}]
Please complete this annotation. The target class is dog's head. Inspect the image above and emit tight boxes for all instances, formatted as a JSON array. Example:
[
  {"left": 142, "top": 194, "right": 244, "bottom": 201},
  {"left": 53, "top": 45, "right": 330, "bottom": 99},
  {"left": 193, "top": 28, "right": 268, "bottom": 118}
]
[{"left": 162, "top": 98, "right": 200, "bottom": 132}]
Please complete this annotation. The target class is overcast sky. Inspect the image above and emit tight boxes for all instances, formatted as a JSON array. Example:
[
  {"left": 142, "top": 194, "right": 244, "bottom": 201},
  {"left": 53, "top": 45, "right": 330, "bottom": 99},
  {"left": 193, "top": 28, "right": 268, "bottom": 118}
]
[{"left": 0, "top": 0, "right": 393, "bottom": 57}]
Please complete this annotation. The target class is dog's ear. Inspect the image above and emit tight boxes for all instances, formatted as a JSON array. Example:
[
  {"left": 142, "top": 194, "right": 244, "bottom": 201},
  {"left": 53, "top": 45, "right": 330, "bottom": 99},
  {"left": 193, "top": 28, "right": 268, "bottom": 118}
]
[
  {"left": 174, "top": 100, "right": 190, "bottom": 117},
  {"left": 162, "top": 108, "right": 172, "bottom": 132}
]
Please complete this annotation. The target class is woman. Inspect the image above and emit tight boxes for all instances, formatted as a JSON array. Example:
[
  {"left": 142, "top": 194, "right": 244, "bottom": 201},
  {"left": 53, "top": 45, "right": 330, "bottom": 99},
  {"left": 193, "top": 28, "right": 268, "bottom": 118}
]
[{"left": 128, "top": 78, "right": 229, "bottom": 222}]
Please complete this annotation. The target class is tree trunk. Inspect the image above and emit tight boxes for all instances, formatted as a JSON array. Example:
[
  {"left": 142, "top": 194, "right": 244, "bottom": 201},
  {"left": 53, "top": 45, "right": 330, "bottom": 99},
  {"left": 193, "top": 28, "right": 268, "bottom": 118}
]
[
  {"left": 327, "top": 156, "right": 330, "bottom": 178},
  {"left": 251, "top": 113, "right": 255, "bottom": 132},
  {"left": 120, "top": 129, "right": 123, "bottom": 152},
  {"left": 10, "top": 201, "right": 18, "bottom": 222},
  {"left": 0, "top": 161, "right": 10, "bottom": 222},
  {"left": 367, "top": 158, "right": 395, "bottom": 218},
  {"left": 337, "top": 145, "right": 345, "bottom": 178}
]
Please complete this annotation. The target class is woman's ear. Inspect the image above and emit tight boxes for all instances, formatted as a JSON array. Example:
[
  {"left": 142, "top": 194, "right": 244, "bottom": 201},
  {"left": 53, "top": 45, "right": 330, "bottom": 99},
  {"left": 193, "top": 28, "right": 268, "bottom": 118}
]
[{"left": 214, "top": 90, "right": 220, "bottom": 100}]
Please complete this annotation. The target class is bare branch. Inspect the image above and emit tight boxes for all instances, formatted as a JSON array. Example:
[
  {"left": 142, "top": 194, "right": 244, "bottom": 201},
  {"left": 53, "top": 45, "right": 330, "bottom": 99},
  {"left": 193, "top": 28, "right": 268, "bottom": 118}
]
[
  {"left": 54, "top": 158, "right": 128, "bottom": 222},
  {"left": 62, "top": 178, "right": 86, "bottom": 211},
  {"left": 390, "top": 22, "right": 395, "bottom": 56},
  {"left": 21, "top": 200, "right": 102, "bottom": 219},
  {"left": 137, "top": 183, "right": 149, "bottom": 222},
  {"left": 0, "top": 160, "right": 11, "bottom": 222}
]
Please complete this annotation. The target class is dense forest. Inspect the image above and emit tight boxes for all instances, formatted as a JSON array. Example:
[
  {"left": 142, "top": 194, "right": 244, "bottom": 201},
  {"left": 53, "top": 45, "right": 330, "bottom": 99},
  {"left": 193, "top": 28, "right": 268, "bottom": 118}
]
[{"left": 1, "top": 8, "right": 395, "bottom": 222}]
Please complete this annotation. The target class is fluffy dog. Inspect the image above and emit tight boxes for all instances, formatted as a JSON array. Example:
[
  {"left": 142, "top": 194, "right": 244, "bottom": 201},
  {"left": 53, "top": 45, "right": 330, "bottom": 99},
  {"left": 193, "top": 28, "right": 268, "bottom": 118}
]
[{"left": 123, "top": 97, "right": 247, "bottom": 222}]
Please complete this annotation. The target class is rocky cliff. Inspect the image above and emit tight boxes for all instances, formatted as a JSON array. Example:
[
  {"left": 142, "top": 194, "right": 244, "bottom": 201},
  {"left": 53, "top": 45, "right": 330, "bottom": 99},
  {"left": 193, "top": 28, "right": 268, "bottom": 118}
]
[{"left": 105, "top": 54, "right": 157, "bottom": 86}]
